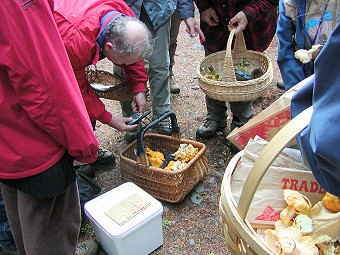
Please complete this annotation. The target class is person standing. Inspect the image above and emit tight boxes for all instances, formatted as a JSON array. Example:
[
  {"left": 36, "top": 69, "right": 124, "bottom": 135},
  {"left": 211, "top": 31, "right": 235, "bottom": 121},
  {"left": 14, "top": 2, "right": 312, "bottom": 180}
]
[
  {"left": 195, "top": 0, "right": 278, "bottom": 139},
  {"left": 122, "top": 0, "right": 203, "bottom": 141},
  {"left": 0, "top": 1, "right": 99, "bottom": 255},
  {"left": 277, "top": 0, "right": 340, "bottom": 90}
]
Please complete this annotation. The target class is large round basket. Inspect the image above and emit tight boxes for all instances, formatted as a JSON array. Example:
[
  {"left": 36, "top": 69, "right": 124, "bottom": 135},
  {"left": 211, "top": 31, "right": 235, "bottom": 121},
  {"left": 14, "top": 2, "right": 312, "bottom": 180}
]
[
  {"left": 197, "top": 30, "right": 273, "bottom": 102},
  {"left": 219, "top": 107, "right": 313, "bottom": 254}
]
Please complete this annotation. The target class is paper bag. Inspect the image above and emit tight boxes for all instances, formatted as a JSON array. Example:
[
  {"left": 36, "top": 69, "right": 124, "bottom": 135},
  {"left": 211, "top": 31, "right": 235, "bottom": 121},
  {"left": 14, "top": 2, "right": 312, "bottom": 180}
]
[
  {"left": 227, "top": 76, "right": 313, "bottom": 150},
  {"left": 231, "top": 136, "right": 325, "bottom": 226}
]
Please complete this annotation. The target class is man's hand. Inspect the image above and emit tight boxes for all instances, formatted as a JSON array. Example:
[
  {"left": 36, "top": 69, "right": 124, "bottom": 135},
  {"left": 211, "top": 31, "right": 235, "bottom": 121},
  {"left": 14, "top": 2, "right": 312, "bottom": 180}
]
[
  {"left": 131, "top": 92, "right": 145, "bottom": 113},
  {"left": 108, "top": 116, "right": 137, "bottom": 131},
  {"left": 184, "top": 17, "right": 206, "bottom": 43},
  {"left": 200, "top": 8, "right": 219, "bottom": 27},
  {"left": 228, "top": 11, "right": 248, "bottom": 33}
]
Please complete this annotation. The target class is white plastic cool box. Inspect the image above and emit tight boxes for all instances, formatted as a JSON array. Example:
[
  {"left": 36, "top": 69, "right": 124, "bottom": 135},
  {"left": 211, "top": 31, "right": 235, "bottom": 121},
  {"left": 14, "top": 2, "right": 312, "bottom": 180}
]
[{"left": 84, "top": 182, "right": 163, "bottom": 255}]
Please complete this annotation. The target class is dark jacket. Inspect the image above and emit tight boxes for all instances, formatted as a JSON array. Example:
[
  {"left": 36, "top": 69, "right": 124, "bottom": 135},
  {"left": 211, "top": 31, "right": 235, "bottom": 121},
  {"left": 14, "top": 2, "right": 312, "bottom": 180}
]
[{"left": 195, "top": 0, "right": 278, "bottom": 53}]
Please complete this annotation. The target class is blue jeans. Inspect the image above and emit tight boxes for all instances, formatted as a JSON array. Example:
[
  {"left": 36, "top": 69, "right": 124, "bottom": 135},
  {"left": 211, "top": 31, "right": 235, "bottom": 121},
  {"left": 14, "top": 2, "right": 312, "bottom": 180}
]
[{"left": 0, "top": 193, "right": 15, "bottom": 250}]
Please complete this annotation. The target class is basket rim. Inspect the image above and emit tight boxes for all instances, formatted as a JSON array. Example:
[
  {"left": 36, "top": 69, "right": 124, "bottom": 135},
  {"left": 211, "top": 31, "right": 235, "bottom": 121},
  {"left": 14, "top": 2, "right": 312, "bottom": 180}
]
[
  {"left": 199, "top": 85, "right": 269, "bottom": 95},
  {"left": 219, "top": 151, "right": 275, "bottom": 255},
  {"left": 120, "top": 133, "right": 207, "bottom": 175},
  {"left": 198, "top": 58, "right": 273, "bottom": 87}
]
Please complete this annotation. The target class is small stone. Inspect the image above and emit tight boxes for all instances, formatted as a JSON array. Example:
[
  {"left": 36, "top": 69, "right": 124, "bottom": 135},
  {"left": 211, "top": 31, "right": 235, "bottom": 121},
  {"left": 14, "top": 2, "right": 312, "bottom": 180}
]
[
  {"left": 189, "top": 239, "right": 196, "bottom": 246},
  {"left": 216, "top": 131, "right": 223, "bottom": 136},
  {"left": 191, "top": 85, "right": 200, "bottom": 90},
  {"left": 190, "top": 192, "right": 204, "bottom": 205},
  {"left": 208, "top": 177, "right": 216, "bottom": 184},
  {"left": 217, "top": 159, "right": 225, "bottom": 168}
]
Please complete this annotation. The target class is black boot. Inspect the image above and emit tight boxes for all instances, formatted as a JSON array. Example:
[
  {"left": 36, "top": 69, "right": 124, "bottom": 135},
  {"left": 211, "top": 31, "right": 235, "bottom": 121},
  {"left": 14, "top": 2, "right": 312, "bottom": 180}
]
[{"left": 90, "top": 148, "right": 115, "bottom": 168}]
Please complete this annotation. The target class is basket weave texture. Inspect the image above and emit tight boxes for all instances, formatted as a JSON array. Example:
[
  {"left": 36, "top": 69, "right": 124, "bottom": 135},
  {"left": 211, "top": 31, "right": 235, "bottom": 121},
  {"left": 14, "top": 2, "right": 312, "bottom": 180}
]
[
  {"left": 197, "top": 30, "right": 273, "bottom": 102},
  {"left": 85, "top": 66, "right": 132, "bottom": 101},
  {"left": 218, "top": 107, "right": 313, "bottom": 254},
  {"left": 120, "top": 133, "right": 208, "bottom": 203}
]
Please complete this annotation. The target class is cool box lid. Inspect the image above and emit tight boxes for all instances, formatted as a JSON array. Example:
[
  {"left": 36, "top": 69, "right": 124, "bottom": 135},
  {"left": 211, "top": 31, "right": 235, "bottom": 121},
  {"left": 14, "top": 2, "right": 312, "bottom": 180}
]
[{"left": 84, "top": 182, "right": 163, "bottom": 239}]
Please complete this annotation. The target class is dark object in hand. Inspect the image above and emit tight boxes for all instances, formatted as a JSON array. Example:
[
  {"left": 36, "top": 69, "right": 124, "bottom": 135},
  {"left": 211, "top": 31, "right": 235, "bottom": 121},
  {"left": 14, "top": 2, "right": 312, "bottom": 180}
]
[{"left": 127, "top": 111, "right": 151, "bottom": 125}]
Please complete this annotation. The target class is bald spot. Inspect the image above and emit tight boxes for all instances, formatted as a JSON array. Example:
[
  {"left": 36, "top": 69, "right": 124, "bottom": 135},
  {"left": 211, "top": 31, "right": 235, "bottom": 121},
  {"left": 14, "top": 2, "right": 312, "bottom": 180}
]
[{"left": 124, "top": 20, "right": 148, "bottom": 44}]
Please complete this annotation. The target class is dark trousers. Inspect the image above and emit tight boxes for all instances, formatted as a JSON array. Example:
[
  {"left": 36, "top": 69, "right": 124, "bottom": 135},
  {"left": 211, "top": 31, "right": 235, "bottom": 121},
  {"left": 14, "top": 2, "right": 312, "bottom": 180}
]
[
  {"left": 169, "top": 10, "right": 181, "bottom": 74},
  {"left": 1, "top": 182, "right": 81, "bottom": 255}
]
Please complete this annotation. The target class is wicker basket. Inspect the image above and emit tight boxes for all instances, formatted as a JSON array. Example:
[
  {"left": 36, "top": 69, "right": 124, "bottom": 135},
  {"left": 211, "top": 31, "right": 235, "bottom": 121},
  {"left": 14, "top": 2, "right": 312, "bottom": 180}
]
[
  {"left": 85, "top": 65, "right": 132, "bottom": 101},
  {"left": 120, "top": 112, "right": 209, "bottom": 203},
  {"left": 197, "top": 30, "right": 273, "bottom": 102},
  {"left": 219, "top": 106, "right": 313, "bottom": 254}
]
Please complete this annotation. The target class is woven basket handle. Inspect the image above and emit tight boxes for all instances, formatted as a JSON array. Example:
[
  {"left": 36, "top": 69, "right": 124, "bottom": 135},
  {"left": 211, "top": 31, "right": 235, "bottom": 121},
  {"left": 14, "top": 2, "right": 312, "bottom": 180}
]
[
  {"left": 237, "top": 106, "right": 313, "bottom": 220},
  {"left": 222, "top": 30, "right": 247, "bottom": 82},
  {"left": 135, "top": 111, "right": 180, "bottom": 158}
]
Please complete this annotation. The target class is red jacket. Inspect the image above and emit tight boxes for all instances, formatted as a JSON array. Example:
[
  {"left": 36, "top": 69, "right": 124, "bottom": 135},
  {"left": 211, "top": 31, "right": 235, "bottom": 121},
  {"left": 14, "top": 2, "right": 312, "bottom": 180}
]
[
  {"left": 53, "top": 0, "right": 148, "bottom": 124},
  {"left": 0, "top": 0, "right": 99, "bottom": 179}
]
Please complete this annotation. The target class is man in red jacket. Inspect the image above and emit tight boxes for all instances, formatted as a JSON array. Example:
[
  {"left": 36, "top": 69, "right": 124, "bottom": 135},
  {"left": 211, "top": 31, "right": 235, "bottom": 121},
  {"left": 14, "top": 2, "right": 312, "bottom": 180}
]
[
  {"left": 0, "top": 0, "right": 99, "bottom": 254},
  {"left": 53, "top": 0, "right": 152, "bottom": 167}
]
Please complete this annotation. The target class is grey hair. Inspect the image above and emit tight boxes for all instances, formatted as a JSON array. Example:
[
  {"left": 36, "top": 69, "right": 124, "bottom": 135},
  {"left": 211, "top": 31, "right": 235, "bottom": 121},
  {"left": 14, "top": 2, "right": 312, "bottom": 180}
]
[{"left": 105, "top": 15, "right": 153, "bottom": 59}]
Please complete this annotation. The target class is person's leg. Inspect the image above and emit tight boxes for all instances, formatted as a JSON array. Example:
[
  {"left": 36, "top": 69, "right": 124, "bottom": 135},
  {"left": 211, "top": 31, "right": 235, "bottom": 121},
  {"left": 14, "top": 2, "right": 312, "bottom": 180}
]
[
  {"left": 196, "top": 96, "right": 227, "bottom": 138},
  {"left": 148, "top": 20, "right": 171, "bottom": 120},
  {"left": 169, "top": 10, "right": 182, "bottom": 94},
  {"left": 1, "top": 182, "right": 81, "bottom": 255},
  {"left": 121, "top": 8, "right": 172, "bottom": 139},
  {"left": 229, "top": 101, "right": 254, "bottom": 127},
  {"left": 197, "top": 41, "right": 229, "bottom": 139},
  {"left": 0, "top": 185, "right": 24, "bottom": 255},
  {"left": 0, "top": 192, "right": 17, "bottom": 255}
]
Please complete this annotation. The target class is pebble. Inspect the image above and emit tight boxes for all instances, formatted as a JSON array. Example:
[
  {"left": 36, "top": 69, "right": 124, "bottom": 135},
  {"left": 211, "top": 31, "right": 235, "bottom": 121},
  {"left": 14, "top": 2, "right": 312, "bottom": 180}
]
[
  {"left": 189, "top": 239, "right": 196, "bottom": 246},
  {"left": 208, "top": 176, "right": 216, "bottom": 184},
  {"left": 217, "top": 159, "right": 225, "bottom": 168},
  {"left": 190, "top": 192, "right": 204, "bottom": 205}
]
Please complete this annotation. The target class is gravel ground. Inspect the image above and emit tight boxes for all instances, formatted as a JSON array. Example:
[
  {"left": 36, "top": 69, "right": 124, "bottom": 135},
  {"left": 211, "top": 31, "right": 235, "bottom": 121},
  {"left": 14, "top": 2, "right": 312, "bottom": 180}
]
[{"left": 80, "top": 18, "right": 284, "bottom": 255}]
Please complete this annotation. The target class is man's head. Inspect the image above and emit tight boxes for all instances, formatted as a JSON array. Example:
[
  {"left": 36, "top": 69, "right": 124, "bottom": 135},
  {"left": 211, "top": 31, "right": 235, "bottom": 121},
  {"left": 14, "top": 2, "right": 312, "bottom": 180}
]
[{"left": 103, "top": 16, "right": 152, "bottom": 65}]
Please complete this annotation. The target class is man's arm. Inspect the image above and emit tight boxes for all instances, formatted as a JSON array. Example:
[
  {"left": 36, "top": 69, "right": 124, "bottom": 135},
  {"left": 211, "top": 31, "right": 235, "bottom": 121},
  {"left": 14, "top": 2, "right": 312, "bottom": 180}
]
[
  {"left": 176, "top": 0, "right": 205, "bottom": 41},
  {"left": 277, "top": 0, "right": 306, "bottom": 89}
]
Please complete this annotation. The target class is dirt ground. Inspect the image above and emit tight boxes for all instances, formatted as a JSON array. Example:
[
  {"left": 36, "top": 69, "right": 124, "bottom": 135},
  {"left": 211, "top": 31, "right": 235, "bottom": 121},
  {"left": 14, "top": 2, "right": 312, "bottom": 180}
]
[{"left": 81, "top": 20, "right": 284, "bottom": 255}]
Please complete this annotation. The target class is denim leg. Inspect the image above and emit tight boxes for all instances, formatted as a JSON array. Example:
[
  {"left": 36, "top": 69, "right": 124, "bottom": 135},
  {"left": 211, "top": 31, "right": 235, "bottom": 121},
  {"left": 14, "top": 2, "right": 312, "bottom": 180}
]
[
  {"left": 148, "top": 19, "right": 171, "bottom": 118},
  {"left": 0, "top": 192, "right": 16, "bottom": 250}
]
